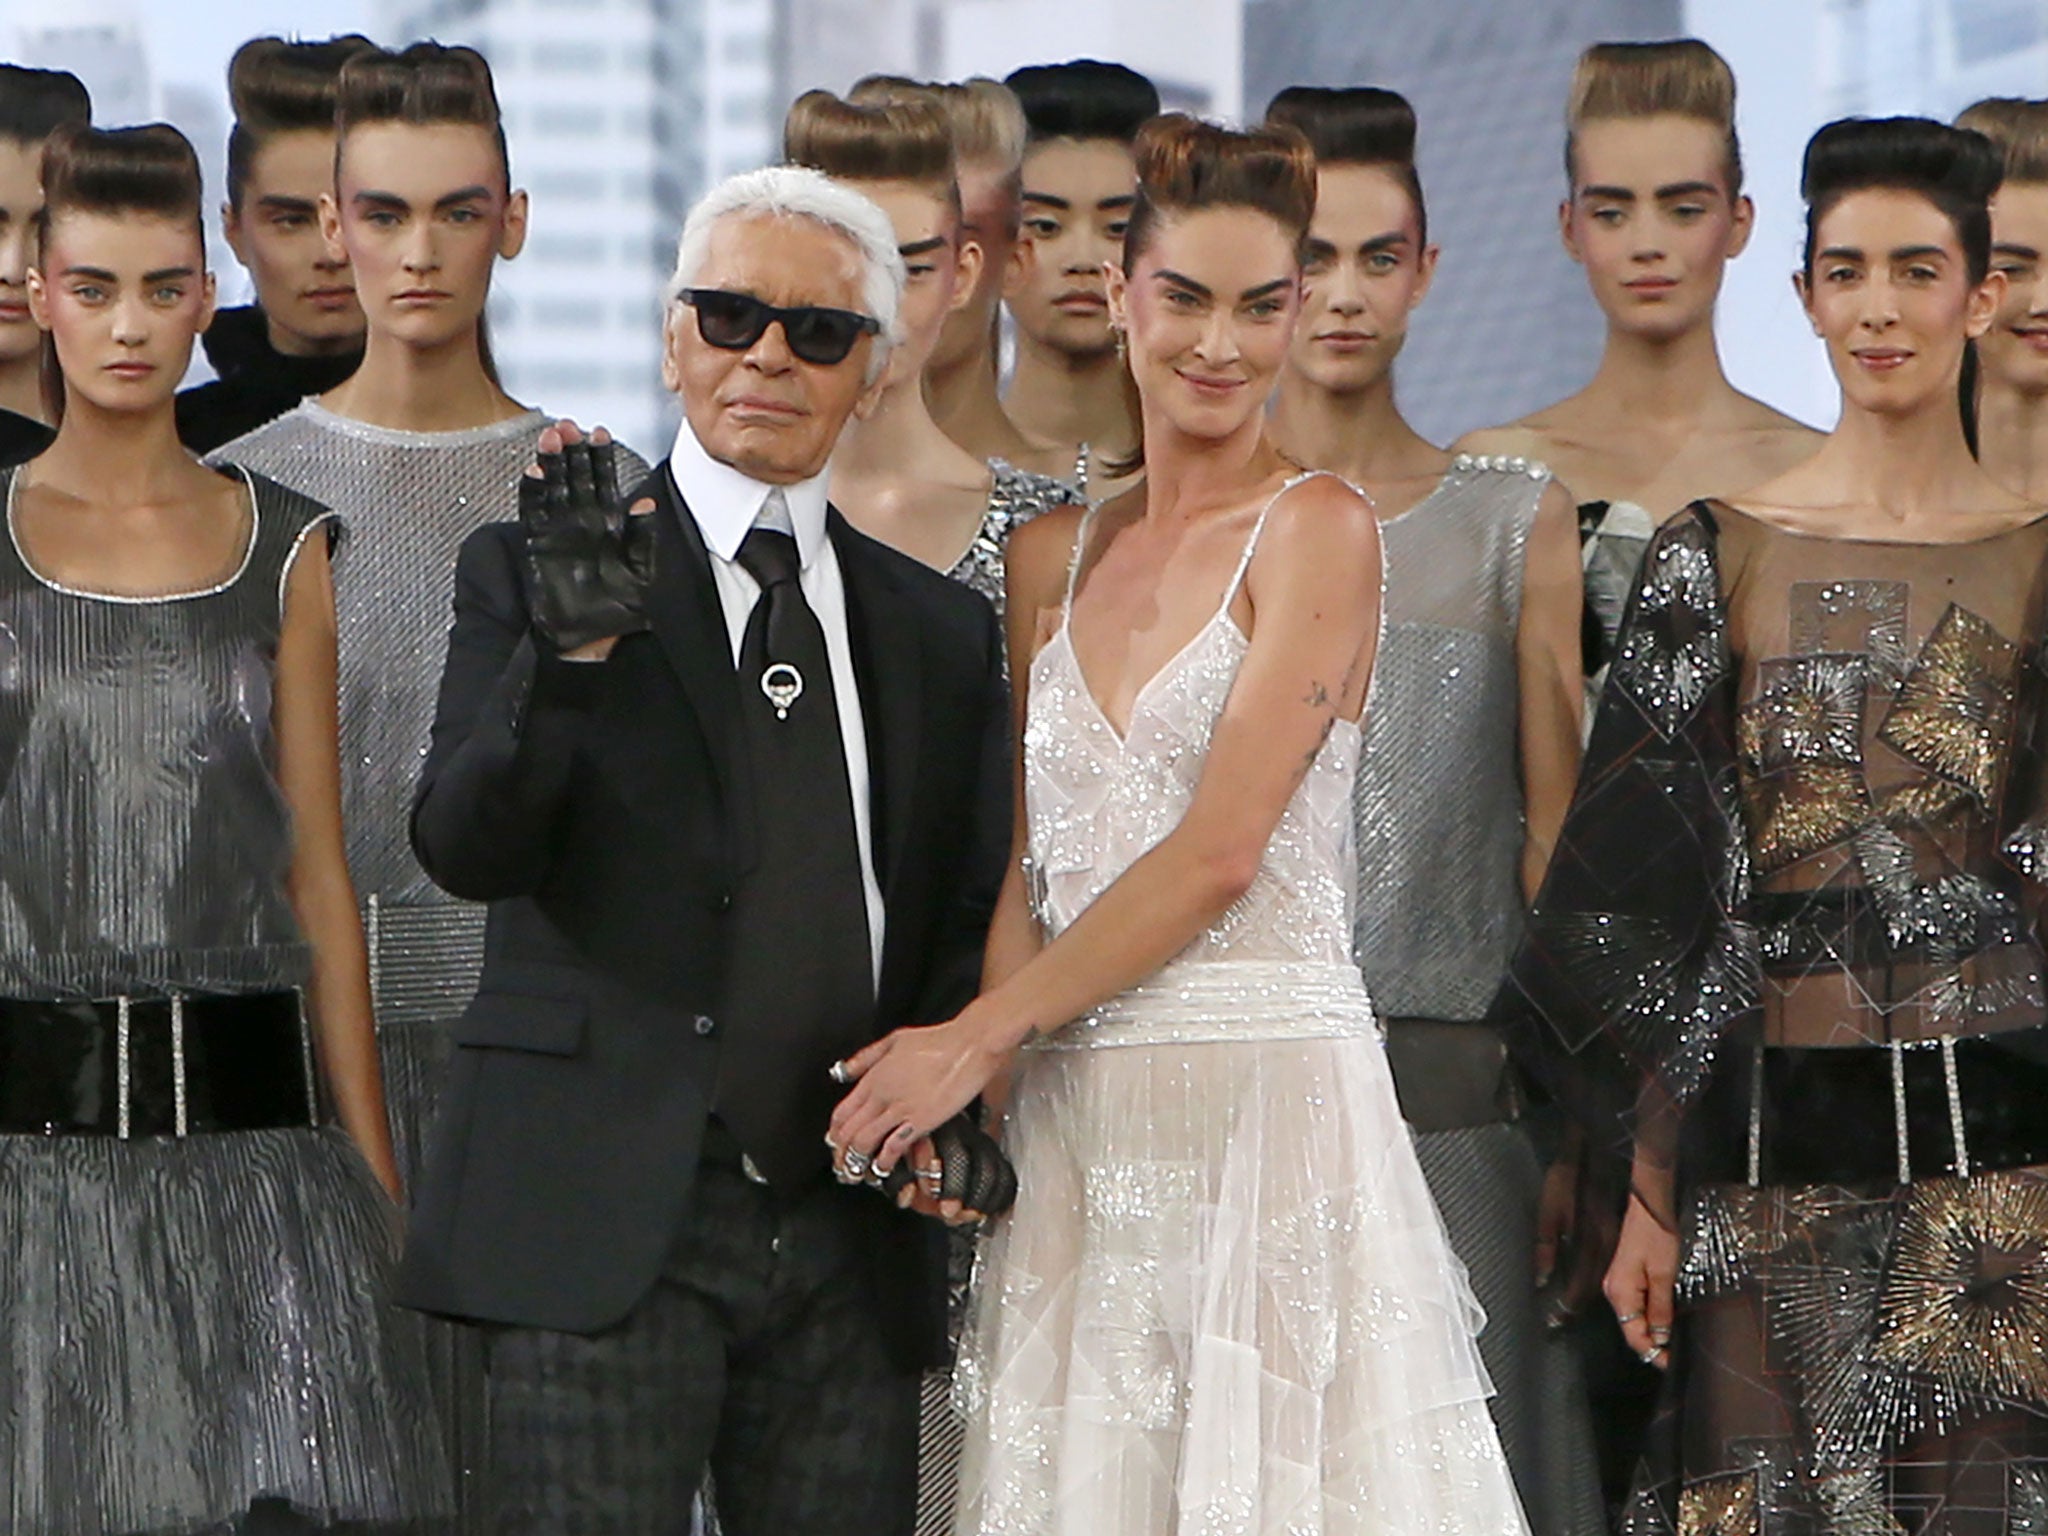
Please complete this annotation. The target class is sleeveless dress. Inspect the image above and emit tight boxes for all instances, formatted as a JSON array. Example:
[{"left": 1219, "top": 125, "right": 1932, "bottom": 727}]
[
  {"left": 1496, "top": 501, "right": 2048, "bottom": 1536},
  {"left": 954, "top": 475, "right": 1529, "bottom": 1535},
  {"left": 1358, "top": 455, "right": 1603, "bottom": 1536},
  {"left": 215, "top": 402, "right": 647, "bottom": 1533},
  {"left": 0, "top": 466, "right": 446, "bottom": 1534}
]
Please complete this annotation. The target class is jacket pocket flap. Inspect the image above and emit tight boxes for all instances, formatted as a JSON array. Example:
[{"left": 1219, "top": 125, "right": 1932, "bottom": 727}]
[{"left": 452, "top": 992, "right": 587, "bottom": 1056}]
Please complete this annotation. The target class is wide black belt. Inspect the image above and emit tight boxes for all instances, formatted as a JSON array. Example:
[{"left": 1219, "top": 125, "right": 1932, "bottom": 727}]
[
  {"left": 0, "top": 989, "right": 318, "bottom": 1138},
  {"left": 1689, "top": 1022, "right": 2048, "bottom": 1187}
]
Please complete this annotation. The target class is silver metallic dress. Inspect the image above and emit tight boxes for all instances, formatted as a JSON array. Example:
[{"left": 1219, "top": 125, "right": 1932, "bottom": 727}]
[
  {"left": 916, "top": 457, "right": 1082, "bottom": 1536},
  {"left": 214, "top": 400, "right": 647, "bottom": 1532},
  {"left": 0, "top": 465, "right": 447, "bottom": 1535},
  {"left": 1356, "top": 454, "right": 1603, "bottom": 1536}
]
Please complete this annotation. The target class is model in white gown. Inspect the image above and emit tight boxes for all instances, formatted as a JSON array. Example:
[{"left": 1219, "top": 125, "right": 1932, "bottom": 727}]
[{"left": 952, "top": 476, "right": 1531, "bottom": 1536}]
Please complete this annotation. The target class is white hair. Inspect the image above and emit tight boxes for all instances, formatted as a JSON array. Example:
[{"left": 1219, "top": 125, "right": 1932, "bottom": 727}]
[{"left": 665, "top": 164, "right": 905, "bottom": 383}]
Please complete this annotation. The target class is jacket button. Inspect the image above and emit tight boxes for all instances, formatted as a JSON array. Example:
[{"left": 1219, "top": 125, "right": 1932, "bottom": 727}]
[{"left": 694, "top": 1015, "right": 717, "bottom": 1037}]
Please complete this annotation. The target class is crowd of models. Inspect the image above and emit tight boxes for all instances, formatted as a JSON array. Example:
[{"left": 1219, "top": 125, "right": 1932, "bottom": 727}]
[{"left": 0, "top": 26, "right": 2043, "bottom": 1536}]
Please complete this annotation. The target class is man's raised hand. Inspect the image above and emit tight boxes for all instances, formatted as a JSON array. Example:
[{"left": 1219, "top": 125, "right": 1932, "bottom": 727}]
[{"left": 520, "top": 419, "right": 657, "bottom": 657}]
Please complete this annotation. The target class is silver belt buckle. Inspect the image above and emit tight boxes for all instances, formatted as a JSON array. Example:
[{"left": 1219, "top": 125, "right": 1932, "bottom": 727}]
[{"left": 740, "top": 1151, "right": 771, "bottom": 1186}]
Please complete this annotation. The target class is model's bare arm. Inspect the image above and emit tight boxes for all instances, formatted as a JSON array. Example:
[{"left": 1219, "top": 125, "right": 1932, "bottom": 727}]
[
  {"left": 831, "top": 476, "right": 1382, "bottom": 1167},
  {"left": 273, "top": 528, "right": 401, "bottom": 1203},
  {"left": 1516, "top": 480, "right": 1586, "bottom": 900}
]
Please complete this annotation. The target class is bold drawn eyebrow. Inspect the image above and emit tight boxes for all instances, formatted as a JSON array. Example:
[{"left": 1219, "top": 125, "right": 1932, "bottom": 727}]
[
  {"left": 1020, "top": 191, "right": 1070, "bottom": 211},
  {"left": 1578, "top": 184, "right": 1636, "bottom": 203},
  {"left": 255, "top": 194, "right": 319, "bottom": 215},
  {"left": 1153, "top": 267, "right": 1211, "bottom": 298},
  {"left": 1361, "top": 231, "right": 1410, "bottom": 253},
  {"left": 1817, "top": 245, "right": 1865, "bottom": 263},
  {"left": 1239, "top": 277, "right": 1293, "bottom": 301},
  {"left": 60, "top": 265, "right": 119, "bottom": 281},
  {"left": 1654, "top": 180, "right": 1720, "bottom": 200},
  {"left": 898, "top": 236, "right": 947, "bottom": 258},
  {"left": 1095, "top": 194, "right": 1136, "bottom": 212},
  {"left": 143, "top": 266, "right": 196, "bottom": 283},
  {"left": 435, "top": 185, "right": 492, "bottom": 210},
  {"left": 1889, "top": 244, "right": 1948, "bottom": 262},
  {"left": 352, "top": 190, "right": 410, "bottom": 212},
  {"left": 1994, "top": 240, "right": 2042, "bottom": 261}
]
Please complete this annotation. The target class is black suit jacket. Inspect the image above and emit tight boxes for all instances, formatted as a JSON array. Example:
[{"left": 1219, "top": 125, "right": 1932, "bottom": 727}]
[{"left": 394, "top": 468, "right": 1010, "bottom": 1369}]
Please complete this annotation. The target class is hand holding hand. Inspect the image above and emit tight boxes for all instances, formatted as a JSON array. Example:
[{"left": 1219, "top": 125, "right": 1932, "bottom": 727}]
[
  {"left": 880, "top": 1114, "right": 1018, "bottom": 1225},
  {"left": 826, "top": 1010, "right": 1011, "bottom": 1179},
  {"left": 520, "top": 419, "right": 656, "bottom": 655}
]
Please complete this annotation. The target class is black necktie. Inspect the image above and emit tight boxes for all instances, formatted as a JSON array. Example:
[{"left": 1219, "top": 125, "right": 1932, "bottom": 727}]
[{"left": 713, "top": 516, "right": 875, "bottom": 1184}]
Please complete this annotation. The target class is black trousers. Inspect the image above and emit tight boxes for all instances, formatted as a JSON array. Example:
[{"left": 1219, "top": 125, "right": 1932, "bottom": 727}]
[{"left": 484, "top": 1146, "right": 920, "bottom": 1536}]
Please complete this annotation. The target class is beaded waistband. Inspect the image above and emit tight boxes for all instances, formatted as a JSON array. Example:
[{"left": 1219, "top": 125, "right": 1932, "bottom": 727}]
[{"left": 1028, "top": 960, "right": 1378, "bottom": 1052}]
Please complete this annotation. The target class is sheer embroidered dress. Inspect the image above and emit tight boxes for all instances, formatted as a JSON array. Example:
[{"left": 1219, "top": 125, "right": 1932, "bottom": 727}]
[
  {"left": 1497, "top": 500, "right": 2048, "bottom": 1536},
  {"left": 953, "top": 474, "right": 1529, "bottom": 1535}
]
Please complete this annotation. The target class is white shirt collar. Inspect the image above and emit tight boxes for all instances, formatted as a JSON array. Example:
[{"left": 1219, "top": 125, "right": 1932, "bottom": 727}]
[{"left": 666, "top": 415, "right": 832, "bottom": 569}]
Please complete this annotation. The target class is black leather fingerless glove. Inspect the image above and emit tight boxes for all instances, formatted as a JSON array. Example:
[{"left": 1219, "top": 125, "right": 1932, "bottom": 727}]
[
  {"left": 520, "top": 435, "right": 657, "bottom": 653},
  {"left": 884, "top": 1111, "right": 1018, "bottom": 1218}
]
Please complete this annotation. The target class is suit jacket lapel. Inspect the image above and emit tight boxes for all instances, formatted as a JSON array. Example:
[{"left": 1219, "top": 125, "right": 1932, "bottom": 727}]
[
  {"left": 834, "top": 509, "right": 921, "bottom": 901},
  {"left": 645, "top": 470, "right": 757, "bottom": 871}
]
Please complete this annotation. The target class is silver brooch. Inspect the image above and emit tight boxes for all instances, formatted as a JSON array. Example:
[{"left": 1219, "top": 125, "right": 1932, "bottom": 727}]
[{"left": 761, "top": 662, "right": 804, "bottom": 719}]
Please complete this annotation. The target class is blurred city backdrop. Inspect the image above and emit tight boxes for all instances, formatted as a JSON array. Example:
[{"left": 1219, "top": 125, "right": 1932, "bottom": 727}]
[{"left": 2, "top": 0, "right": 2040, "bottom": 454}]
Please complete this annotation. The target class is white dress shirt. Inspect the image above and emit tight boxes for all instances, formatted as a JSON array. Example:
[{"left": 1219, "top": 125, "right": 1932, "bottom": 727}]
[{"left": 666, "top": 419, "right": 884, "bottom": 990}]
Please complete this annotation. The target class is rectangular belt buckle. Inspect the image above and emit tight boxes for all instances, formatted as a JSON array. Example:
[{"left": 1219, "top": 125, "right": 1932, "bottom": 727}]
[{"left": 740, "top": 1152, "right": 771, "bottom": 1186}]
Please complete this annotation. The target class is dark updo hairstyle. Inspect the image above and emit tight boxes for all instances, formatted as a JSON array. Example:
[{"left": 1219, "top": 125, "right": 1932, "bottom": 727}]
[
  {"left": 1957, "top": 97, "right": 2048, "bottom": 186},
  {"left": 1800, "top": 117, "right": 2002, "bottom": 452},
  {"left": 1264, "top": 86, "right": 1427, "bottom": 246},
  {"left": 334, "top": 43, "right": 508, "bottom": 382},
  {"left": 1110, "top": 115, "right": 1316, "bottom": 474},
  {"left": 1004, "top": 60, "right": 1159, "bottom": 146},
  {"left": 35, "top": 124, "right": 206, "bottom": 423},
  {"left": 335, "top": 42, "right": 508, "bottom": 186},
  {"left": 784, "top": 89, "right": 961, "bottom": 216},
  {"left": 1801, "top": 117, "right": 2000, "bottom": 282},
  {"left": 224, "top": 35, "right": 376, "bottom": 211},
  {"left": 1566, "top": 39, "right": 1742, "bottom": 196},
  {"left": 0, "top": 65, "right": 89, "bottom": 148}
]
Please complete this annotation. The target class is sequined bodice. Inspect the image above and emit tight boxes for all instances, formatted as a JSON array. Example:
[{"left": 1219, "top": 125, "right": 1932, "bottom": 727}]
[
  {"left": 1024, "top": 478, "right": 1364, "bottom": 967},
  {"left": 946, "top": 458, "right": 1082, "bottom": 615},
  {"left": 214, "top": 401, "right": 646, "bottom": 904},
  {"left": 1354, "top": 456, "right": 1547, "bottom": 1019},
  {"left": 0, "top": 467, "right": 333, "bottom": 997}
]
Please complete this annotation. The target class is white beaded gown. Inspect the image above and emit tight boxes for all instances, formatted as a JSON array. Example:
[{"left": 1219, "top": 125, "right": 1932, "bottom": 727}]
[{"left": 953, "top": 475, "right": 1530, "bottom": 1535}]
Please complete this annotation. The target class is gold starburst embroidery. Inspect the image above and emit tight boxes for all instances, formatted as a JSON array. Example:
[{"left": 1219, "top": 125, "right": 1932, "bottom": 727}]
[
  {"left": 1739, "top": 656, "right": 1867, "bottom": 772},
  {"left": 1878, "top": 605, "right": 2020, "bottom": 806},
  {"left": 1744, "top": 765, "right": 1870, "bottom": 874},
  {"left": 1679, "top": 1471, "right": 1760, "bottom": 1536},
  {"left": 1814, "top": 1468, "right": 1908, "bottom": 1536},
  {"left": 1870, "top": 1172, "right": 2048, "bottom": 1411}
]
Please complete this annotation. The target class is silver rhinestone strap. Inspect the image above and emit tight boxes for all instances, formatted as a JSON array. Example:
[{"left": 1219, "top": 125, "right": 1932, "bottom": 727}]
[
  {"left": 1891, "top": 1040, "right": 1910, "bottom": 1185},
  {"left": 365, "top": 893, "right": 382, "bottom": 1000},
  {"left": 116, "top": 996, "right": 132, "bottom": 1141},
  {"left": 1746, "top": 1042, "right": 1765, "bottom": 1188},
  {"left": 170, "top": 992, "right": 188, "bottom": 1137},
  {"left": 296, "top": 986, "right": 318, "bottom": 1124},
  {"left": 1941, "top": 1035, "right": 1969, "bottom": 1179}
]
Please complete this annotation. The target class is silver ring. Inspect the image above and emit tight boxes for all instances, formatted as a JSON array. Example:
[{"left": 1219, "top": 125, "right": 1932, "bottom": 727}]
[
  {"left": 843, "top": 1148, "right": 871, "bottom": 1181},
  {"left": 1615, "top": 1310, "right": 1643, "bottom": 1325},
  {"left": 1638, "top": 1345, "right": 1665, "bottom": 1365},
  {"left": 918, "top": 1164, "right": 943, "bottom": 1190},
  {"left": 828, "top": 1060, "right": 851, "bottom": 1085}
]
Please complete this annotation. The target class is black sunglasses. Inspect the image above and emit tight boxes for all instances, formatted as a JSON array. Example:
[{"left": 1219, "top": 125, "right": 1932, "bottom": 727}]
[{"left": 678, "top": 288, "right": 881, "bottom": 366}]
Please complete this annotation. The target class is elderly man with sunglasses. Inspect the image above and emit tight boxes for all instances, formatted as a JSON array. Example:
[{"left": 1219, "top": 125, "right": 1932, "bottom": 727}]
[{"left": 395, "top": 165, "right": 1013, "bottom": 1536}]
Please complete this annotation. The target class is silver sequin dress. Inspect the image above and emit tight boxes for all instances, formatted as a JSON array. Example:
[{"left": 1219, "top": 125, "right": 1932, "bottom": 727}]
[
  {"left": 0, "top": 466, "right": 448, "bottom": 1535},
  {"left": 954, "top": 475, "right": 1528, "bottom": 1535},
  {"left": 1356, "top": 455, "right": 1603, "bottom": 1536},
  {"left": 213, "top": 399, "right": 647, "bottom": 1534}
]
